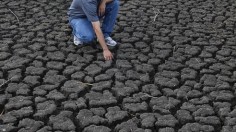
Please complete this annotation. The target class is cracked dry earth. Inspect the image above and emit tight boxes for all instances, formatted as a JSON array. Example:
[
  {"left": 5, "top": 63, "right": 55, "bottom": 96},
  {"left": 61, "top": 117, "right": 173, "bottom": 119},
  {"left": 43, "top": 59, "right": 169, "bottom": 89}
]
[{"left": 0, "top": 0, "right": 236, "bottom": 132}]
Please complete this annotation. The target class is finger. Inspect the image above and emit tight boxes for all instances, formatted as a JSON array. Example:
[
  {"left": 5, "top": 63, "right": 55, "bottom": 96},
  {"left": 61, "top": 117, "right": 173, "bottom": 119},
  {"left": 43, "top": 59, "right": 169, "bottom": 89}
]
[
  {"left": 99, "top": 9, "right": 101, "bottom": 16},
  {"left": 107, "top": 56, "right": 110, "bottom": 61},
  {"left": 103, "top": 9, "right": 105, "bottom": 15},
  {"left": 101, "top": 8, "right": 104, "bottom": 16},
  {"left": 99, "top": 8, "right": 102, "bottom": 16},
  {"left": 102, "top": 9, "right": 104, "bottom": 16},
  {"left": 101, "top": 9, "right": 103, "bottom": 16}
]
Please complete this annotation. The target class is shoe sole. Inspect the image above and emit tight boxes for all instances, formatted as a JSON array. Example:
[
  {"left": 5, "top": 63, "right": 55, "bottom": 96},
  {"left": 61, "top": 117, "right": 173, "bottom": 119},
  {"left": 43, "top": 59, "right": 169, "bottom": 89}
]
[
  {"left": 106, "top": 43, "right": 117, "bottom": 47},
  {"left": 74, "top": 43, "right": 84, "bottom": 46}
]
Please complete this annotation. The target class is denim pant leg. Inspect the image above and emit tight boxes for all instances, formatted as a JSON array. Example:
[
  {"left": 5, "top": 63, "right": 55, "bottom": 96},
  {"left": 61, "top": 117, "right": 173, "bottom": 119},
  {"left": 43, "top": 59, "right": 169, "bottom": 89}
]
[
  {"left": 69, "top": 17, "right": 95, "bottom": 43},
  {"left": 101, "top": 0, "right": 120, "bottom": 38}
]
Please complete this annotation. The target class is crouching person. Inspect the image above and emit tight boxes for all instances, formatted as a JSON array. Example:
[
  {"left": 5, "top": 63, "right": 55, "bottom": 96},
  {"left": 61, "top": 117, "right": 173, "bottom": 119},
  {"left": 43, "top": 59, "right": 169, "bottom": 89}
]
[{"left": 68, "top": 0, "right": 120, "bottom": 60}]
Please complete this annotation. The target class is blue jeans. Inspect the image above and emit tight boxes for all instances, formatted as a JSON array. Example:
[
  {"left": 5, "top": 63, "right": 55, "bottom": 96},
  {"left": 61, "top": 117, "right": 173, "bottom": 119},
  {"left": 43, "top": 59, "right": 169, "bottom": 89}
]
[{"left": 69, "top": 0, "right": 119, "bottom": 43}]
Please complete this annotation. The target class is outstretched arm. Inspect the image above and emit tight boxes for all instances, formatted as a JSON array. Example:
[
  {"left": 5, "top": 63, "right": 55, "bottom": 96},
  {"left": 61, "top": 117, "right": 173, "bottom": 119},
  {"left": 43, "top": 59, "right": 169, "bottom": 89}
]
[
  {"left": 81, "top": 0, "right": 113, "bottom": 60},
  {"left": 92, "top": 21, "right": 113, "bottom": 61}
]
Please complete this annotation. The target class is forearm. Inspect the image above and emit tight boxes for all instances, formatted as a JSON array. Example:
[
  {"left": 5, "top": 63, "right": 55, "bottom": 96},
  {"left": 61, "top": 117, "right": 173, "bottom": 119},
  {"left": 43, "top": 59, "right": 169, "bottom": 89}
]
[
  {"left": 92, "top": 22, "right": 109, "bottom": 51},
  {"left": 95, "top": 29, "right": 108, "bottom": 51}
]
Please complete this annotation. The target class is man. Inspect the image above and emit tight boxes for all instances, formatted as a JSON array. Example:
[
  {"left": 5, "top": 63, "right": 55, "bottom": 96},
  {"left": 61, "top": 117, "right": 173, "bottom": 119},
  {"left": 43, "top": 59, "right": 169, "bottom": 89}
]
[{"left": 68, "top": 0, "right": 119, "bottom": 61}]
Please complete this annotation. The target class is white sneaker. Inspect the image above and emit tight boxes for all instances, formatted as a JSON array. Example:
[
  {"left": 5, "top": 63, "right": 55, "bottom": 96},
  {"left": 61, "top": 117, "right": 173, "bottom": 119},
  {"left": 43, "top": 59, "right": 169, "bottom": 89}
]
[
  {"left": 105, "top": 37, "right": 117, "bottom": 46},
  {"left": 73, "top": 36, "right": 83, "bottom": 45}
]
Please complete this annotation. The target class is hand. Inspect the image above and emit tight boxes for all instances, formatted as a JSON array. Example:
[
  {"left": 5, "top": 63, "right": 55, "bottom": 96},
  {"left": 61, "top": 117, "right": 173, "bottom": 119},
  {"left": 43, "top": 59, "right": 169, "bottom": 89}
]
[
  {"left": 103, "top": 49, "right": 113, "bottom": 61},
  {"left": 99, "top": 2, "right": 106, "bottom": 16}
]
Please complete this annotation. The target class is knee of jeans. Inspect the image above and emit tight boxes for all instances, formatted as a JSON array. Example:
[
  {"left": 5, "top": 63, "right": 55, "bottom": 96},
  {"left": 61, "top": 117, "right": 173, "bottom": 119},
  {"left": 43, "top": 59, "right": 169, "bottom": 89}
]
[
  {"left": 80, "top": 35, "right": 95, "bottom": 43},
  {"left": 113, "top": 0, "right": 120, "bottom": 9}
]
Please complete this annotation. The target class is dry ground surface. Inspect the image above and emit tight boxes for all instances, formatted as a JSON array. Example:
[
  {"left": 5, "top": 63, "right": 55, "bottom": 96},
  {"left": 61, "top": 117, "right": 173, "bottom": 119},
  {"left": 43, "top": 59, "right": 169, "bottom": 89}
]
[{"left": 0, "top": 0, "right": 236, "bottom": 131}]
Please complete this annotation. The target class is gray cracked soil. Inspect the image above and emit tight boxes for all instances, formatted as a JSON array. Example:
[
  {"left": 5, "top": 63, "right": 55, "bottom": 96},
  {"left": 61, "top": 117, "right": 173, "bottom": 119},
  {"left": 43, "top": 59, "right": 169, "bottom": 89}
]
[{"left": 0, "top": 0, "right": 236, "bottom": 132}]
